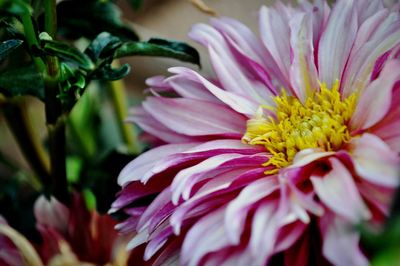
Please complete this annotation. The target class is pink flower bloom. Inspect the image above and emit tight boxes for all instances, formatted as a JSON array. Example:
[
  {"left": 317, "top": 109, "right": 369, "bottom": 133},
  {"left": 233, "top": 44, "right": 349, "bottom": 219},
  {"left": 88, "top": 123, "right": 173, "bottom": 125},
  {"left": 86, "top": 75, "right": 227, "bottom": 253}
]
[
  {"left": 112, "top": 0, "right": 400, "bottom": 265},
  {"left": 1, "top": 194, "right": 134, "bottom": 266}
]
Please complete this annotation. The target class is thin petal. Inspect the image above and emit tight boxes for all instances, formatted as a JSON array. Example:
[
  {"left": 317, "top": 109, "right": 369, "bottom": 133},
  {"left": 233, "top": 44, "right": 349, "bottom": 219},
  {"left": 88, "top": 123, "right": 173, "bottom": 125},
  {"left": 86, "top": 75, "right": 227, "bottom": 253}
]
[
  {"left": 225, "top": 177, "right": 279, "bottom": 244},
  {"left": 289, "top": 13, "right": 319, "bottom": 101},
  {"left": 118, "top": 143, "right": 197, "bottom": 186},
  {"left": 181, "top": 208, "right": 229, "bottom": 266},
  {"left": 322, "top": 218, "right": 368, "bottom": 266},
  {"left": 350, "top": 60, "right": 400, "bottom": 130},
  {"left": 169, "top": 67, "right": 259, "bottom": 116},
  {"left": 127, "top": 107, "right": 195, "bottom": 144},
  {"left": 349, "top": 133, "right": 400, "bottom": 187},
  {"left": 259, "top": 5, "right": 291, "bottom": 85},
  {"left": 317, "top": 0, "right": 357, "bottom": 88},
  {"left": 311, "top": 158, "right": 371, "bottom": 222},
  {"left": 143, "top": 97, "right": 246, "bottom": 137}
]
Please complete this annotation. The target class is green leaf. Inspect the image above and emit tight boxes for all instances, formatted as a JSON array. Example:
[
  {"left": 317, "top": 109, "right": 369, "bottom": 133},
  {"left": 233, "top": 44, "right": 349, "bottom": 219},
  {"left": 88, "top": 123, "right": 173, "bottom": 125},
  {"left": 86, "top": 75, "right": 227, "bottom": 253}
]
[
  {"left": 93, "top": 63, "right": 130, "bottom": 81},
  {"left": 66, "top": 156, "right": 83, "bottom": 184},
  {"left": 82, "top": 188, "right": 97, "bottom": 211},
  {"left": 42, "top": 40, "right": 94, "bottom": 70},
  {"left": 56, "top": 0, "right": 139, "bottom": 41},
  {"left": 0, "top": 64, "right": 44, "bottom": 100},
  {"left": 84, "top": 32, "right": 122, "bottom": 63},
  {"left": 0, "top": 0, "right": 32, "bottom": 16},
  {"left": 115, "top": 38, "right": 201, "bottom": 66},
  {"left": 58, "top": 62, "right": 87, "bottom": 110},
  {"left": 0, "top": 39, "right": 22, "bottom": 61}
]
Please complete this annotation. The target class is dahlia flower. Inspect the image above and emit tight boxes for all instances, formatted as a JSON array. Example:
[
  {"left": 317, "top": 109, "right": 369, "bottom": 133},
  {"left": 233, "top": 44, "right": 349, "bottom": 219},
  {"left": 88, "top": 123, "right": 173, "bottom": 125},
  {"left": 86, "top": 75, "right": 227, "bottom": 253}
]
[
  {"left": 111, "top": 0, "right": 400, "bottom": 265},
  {"left": 0, "top": 194, "right": 132, "bottom": 266}
]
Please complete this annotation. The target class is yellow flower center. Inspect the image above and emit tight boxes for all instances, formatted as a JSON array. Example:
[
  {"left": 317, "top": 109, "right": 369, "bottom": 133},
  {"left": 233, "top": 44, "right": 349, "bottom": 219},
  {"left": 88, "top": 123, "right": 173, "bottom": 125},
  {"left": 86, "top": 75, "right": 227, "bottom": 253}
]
[{"left": 242, "top": 81, "right": 358, "bottom": 174}]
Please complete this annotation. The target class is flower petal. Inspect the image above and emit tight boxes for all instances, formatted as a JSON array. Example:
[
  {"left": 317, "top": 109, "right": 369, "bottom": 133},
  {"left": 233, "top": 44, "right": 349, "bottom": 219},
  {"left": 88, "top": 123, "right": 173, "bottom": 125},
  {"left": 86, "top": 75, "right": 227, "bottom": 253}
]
[
  {"left": 289, "top": 13, "right": 319, "bottom": 102},
  {"left": 321, "top": 218, "right": 368, "bottom": 266},
  {"left": 311, "top": 158, "right": 371, "bottom": 222},
  {"left": 259, "top": 5, "right": 291, "bottom": 85},
  {"left": 317, "top": 0, "right": 357, "bottom": 88},
  {"left": 143, "top": 97, "right": 246, "bottom": 137},
  {"left": 118, "top": 143, "right": 197, "bottom": 186},
  {"left": 169, "top": 67, "right": 259, "bottom": 116},
  {"left": 249, "top": 202, "right": 280, "bottom": 265},
  {"left": 350, "top": 60, "right": 400, "bottom": 130},
  {"left": 341, "top": 10, "right": 400, "bottom": 97},
  {"left": 181, "top": 207, "right": 229, "bottom": 266},
  {"left": 127, "top": 107, "right": 195, "bottom": 144},
  {"left": 225, "top": 177, "right": 279, "bottom": 244},
  {"left": 350, "top": 133, "right": 400, "bottom": 187}
]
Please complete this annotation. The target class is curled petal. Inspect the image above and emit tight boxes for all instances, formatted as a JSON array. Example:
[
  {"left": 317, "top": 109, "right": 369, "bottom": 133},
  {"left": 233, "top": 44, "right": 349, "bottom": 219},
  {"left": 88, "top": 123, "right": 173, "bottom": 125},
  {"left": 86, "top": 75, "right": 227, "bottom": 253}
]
[{"left": 311, "top": 158, "right": 371, "bottom": 222}]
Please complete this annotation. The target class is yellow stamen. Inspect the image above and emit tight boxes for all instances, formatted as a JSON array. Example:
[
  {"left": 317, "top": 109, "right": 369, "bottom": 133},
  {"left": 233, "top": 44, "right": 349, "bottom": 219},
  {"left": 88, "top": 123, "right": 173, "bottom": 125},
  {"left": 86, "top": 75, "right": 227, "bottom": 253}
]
[{"left": 243, "top": 81, "right": 358, "bottom": 174}]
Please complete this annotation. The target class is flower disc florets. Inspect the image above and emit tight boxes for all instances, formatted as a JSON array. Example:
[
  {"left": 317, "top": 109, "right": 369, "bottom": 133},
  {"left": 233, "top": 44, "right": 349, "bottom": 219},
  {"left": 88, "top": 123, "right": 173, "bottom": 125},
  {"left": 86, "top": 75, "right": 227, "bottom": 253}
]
[{"left": 243, "top": 81, "right": 358, "bottom": 173}]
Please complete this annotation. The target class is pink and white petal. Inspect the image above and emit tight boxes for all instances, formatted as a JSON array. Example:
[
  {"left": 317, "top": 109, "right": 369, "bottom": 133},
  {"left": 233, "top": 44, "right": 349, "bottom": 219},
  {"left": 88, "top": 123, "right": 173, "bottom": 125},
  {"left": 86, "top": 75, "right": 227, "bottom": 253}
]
[
  {"left": 317, "top": 0, "right": 357, "bottom": 88},
  {"left": 166, "top": 75, "right": 218, "bottom": 102},
  {"left": 299, "top": 0, "right": 330, "bottom": 47},
  {"left": 350, "top": 60, "right": 400, "bottom": 131},
  {"left": 137, "top": 188, "right": 173, "bottom": 232},
  {"left": 289, "top": 13, "right": 319, "bottom": 102},
  {"left": 34, "top": 195, "right": 69, "bottom": 233},
  {"left": 181, "top": 154, "right": 269, "bottom": 201},
  {"left": 321, "top": 218, "right": 368, "bottom": 266},
  {"left": 118, "top": 143, "right": 197, "bottom": 186},
  {"left": 145, "top": 225, "right": 174, "bottom": 260},
  {"left": 275, "top": 221, "right": 307, "bottom": 253},
  {"left": 171, "top": 153, "right": 268, "bottom": 204},
  {"left": 111, "top": 177, "right": 172, "bottom": 211},
  {"left": 126, "top": 230, "right": 149, "bottom": 250},
  {"left": 370, "top": 83, "right": 400, "bottom": 152},
  {"left": 211, "top": 17, "right": 287, "bottom": 90},
  {"left": 169, "top": 67, "right": 260, "bottom": 116},
  {"left": 170, "top": 153, "right": 243, "bottom": 204},
  {"left": 189, "top": 24, "right": 268, "bottom": 102},
  {"left": 356, "top": 0, "right": 384, "bottom": 24},
  {"left": 225, "top": 177, "right": 279, "bottom": 244},
  {"left": 127, "top": 107, "right": 195, "bottom": 144},
  {"left": 145, "top": 75, "right": 173, "bottom": 94},
  {"left": 249, "top": 202, "right": 280, "bottom": 265},
  {"left": 349, "top": 133, "right": 399, "bottom": 187},
  {"left": 210, "top": 17, "right": 272, "bottom": 69},
  {"left": 142, "top": 97, "right": 246, "bottom": 137},
  {"left": 311, "top": 158, "right": 371, "bottom": 222},
  {"left": 183, "top": 139, "right": 264, "bottom": 155},
  {"left": 358, "top": 181, "right": 394, "bottom": 217},
  {"left": 259, "top": 6, "right": 291, "bottom": 84},
  {"left": 289, "top": 148, "right": 335, "bottom": 169},
  {"left": 286, "top": 181, "right": 324, "bottom": 223},
  {"left": 152, "top": 238, "right": 181, "bottom": 266},
  {"left": 224, "top": 35, "right": 279, "bottom": 98},
  {"left": 202, "top": 247, "right": 254, "bottom": 266},
  {"left": 341, "top": 11, "right": 400, "bottom": 97},
  {"left": 141, "top": 139, "right": 263, "bottom": 184},
  {"left": 181, "top": 207, "right": 230, "bottom": 266},
  {"left": 283, "top": 231, "right": 310, "bottom": 266},
  {"left": 170, "top": 188, "right": 233, "bottom": 235}
]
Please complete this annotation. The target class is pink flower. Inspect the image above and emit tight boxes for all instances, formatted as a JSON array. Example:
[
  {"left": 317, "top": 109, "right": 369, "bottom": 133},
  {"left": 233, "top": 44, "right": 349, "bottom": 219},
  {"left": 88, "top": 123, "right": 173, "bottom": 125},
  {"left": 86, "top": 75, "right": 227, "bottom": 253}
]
[
  {"left": 111, "top": 0, "right": 400, "bottom": 265},
  {"left": 0, "top": 194, "right": 133, "bottom": 265}
]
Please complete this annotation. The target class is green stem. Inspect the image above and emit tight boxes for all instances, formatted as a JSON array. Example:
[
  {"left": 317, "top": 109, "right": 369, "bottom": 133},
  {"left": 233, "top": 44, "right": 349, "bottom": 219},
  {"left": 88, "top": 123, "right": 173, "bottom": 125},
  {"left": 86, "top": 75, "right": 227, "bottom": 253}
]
[
  {"left": 2, "top": 99, "right": 50, "bottom": 188},
  {"left": 44, "top": 0, "right": 57, "bottom": 37},
  {"left": 108, "top": 76, "right": 141, "bottom": 154},
  {"left": 19, "top": 1, "right": 68, "bottom": 202},
  {"left": 43, "top": 0, "right": 69, "bottom": 204},
  {"left": 20, "top": 14, "right": 46, "bottom": 73}
]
